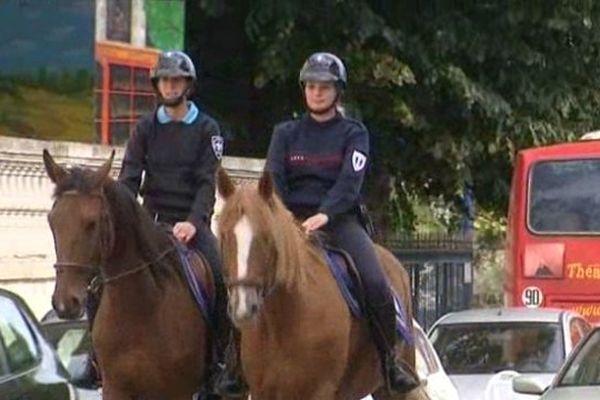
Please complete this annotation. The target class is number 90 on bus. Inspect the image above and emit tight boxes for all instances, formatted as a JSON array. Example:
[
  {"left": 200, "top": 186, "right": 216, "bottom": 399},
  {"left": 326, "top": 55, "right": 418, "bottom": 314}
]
[{"left": 522, "top": 286, "right": 544, "bottom": 308}]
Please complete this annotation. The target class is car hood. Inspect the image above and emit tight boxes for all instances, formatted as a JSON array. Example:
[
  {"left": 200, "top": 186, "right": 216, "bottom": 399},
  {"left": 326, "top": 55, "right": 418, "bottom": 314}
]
[
  {"left": 450, "top": 372, "right": 554, "bottom": 400},
  {"left": 543, "top": 386, "right": 600, "bottom": 399}
]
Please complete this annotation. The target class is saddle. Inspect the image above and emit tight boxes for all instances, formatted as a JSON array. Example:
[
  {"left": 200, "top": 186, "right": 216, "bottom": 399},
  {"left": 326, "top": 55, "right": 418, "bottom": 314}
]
[{"left": 170, "top": 237, "right": 217, "bottom": 328}]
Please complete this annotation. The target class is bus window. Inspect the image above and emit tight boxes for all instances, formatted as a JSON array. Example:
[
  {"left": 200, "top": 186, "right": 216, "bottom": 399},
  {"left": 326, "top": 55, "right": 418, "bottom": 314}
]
[{"left": 529, "top": 159, "right": 600, "bottom": 234}]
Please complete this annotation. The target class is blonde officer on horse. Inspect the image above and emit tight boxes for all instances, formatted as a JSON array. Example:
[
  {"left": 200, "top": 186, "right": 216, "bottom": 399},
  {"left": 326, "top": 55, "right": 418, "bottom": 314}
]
[{"left": 263, "top": 52, "right": 419, "bottom": 393}]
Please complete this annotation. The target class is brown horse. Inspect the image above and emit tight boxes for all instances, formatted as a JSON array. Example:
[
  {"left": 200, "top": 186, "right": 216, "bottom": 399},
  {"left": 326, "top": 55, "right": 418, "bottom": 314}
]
[
  {"left": 216, "top": 169, "right": 426, "bottom": 400},
  {"left": 43, "top": 150, "right": 216, "bottom": 400}
]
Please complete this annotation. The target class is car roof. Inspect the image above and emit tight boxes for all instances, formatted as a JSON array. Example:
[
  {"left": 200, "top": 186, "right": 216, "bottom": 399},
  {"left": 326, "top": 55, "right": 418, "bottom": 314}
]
[{"left": 431, "top": 307, "right": 573, "bottom": 327}]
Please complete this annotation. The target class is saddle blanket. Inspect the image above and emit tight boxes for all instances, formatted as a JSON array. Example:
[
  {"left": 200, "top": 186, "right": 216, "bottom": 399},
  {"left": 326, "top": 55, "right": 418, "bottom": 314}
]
[{"left": 323, "top": 249, "right": 413, "bottom": 344}]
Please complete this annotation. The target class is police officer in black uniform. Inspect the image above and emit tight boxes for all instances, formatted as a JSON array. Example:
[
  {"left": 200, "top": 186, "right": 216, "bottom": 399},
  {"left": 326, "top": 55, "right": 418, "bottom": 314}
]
[
  {"left": 264, "top": 52, "right": 419, "bottom": 393},
  {"left": 118, "top": 50, "right": 242, "bottom": 395}
]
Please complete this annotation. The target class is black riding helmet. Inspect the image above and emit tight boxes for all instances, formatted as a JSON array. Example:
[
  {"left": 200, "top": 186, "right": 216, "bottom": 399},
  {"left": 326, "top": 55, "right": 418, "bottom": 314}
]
[
  {"left": 299, "top": 52, "right": 347, "bottom": 90},
  {"left": 151, "top": 51, "right": 197, "bottom": 105}
]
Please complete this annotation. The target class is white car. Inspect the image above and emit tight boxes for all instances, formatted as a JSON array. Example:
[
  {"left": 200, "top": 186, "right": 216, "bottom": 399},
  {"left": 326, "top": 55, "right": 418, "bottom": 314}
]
[
  {"left": 428, "top": 308, "right": 591, "bottom": 400},
  {"left": 363, "top": 320, "right": 459, "bottom": 400},
  {"left": 513, "top": 326, "right": 600, "bottom": 399}
]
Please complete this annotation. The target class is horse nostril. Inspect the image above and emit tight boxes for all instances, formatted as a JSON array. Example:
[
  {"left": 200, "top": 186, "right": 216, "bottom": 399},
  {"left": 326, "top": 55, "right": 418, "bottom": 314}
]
[{"left": 250, "top": 303, "right": 259, "bottom": 314}]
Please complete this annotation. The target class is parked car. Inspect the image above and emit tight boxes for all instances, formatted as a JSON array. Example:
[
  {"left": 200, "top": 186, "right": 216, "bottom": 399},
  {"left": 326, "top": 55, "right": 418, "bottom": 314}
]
[
  {"left": 363, "top": 320, "right": 459, "bottom": 400},
  {"left": 40, "top": 310, "right": 101, "bottom": 400},
  {"left": 428, "top": 308, "right": 591, "bottom": 400},
  {"left": 0, "top": 288, "right": 75, "bottom": 399},
  {"left": 513, "top": 326, "right": 600, "bottom": 399}
]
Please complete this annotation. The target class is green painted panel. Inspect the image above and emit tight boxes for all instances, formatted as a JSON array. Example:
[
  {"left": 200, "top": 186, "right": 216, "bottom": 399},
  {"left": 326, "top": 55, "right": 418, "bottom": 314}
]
[{"left": 145, "top": 0, "right": 185, "bottom": 50}]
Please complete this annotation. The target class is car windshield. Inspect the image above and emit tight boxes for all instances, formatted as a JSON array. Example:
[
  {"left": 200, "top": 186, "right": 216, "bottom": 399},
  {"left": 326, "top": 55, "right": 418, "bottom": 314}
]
[
  {"left": 529, "top": 159, "right": 600, "bottom": 234},
  {"left": 430, "top": 322, "right": 564, "bottom": 374},
  {"left": 559, "top": 330, "right": 600, "bottom": 387}
]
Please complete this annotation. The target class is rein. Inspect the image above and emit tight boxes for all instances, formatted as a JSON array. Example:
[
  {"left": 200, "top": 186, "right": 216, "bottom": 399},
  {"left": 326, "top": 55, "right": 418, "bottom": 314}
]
[{"left": 54, "top": 245, "right": 176, "bottom": 285}]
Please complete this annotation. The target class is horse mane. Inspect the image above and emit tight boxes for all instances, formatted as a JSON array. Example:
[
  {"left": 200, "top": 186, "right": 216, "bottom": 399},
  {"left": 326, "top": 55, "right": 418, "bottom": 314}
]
[
  {"left": 219, "top": 184, "right": 321, "bottom": 290},
  {"left": 53, "top": 167, "right": 184, "bottom": 285}
]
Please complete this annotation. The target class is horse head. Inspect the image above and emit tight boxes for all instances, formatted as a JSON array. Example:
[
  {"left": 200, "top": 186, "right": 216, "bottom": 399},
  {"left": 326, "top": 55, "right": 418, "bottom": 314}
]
[
  {"left": 43, "top": 149, "right": 114, "bottom": 319},
  {"left": 217, "top": 168, "right": 305, "bottom": 327}
]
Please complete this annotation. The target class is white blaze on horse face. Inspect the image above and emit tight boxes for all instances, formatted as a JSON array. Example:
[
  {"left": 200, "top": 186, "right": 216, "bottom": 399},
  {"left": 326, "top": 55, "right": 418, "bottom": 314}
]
[{"left": 233, "top": 216, "right": 253, "bottom": 319}]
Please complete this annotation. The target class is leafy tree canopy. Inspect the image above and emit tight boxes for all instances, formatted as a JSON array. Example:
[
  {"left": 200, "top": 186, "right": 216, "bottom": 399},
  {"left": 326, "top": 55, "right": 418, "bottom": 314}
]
[{"left": 187, "top": 1, "right": 600, "bottom": 232}]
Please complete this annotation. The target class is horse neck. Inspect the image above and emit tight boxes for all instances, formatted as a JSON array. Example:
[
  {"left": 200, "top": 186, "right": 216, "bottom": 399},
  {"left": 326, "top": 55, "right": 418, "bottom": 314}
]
[
  {"left": 100, "top": 214, "right": 172, "bottom": 315},
  {"left": 259, "top": 249, "right": 331, "bottom": 336},
  {"left": 269, "top": 210, "right": 310, "bottom": 290}
]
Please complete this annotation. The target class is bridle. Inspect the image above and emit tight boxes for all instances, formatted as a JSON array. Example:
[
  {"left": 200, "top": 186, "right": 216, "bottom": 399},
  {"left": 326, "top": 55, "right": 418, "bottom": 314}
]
[
  {"left": 53, "top": 246, "right": 175, "bottom": 285},
  {"left": 51, "top": 191, "right": 175, "bottom": 286}
]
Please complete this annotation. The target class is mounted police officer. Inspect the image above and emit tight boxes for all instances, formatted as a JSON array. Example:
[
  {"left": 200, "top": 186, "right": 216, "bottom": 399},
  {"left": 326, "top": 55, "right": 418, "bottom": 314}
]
[
  {"left": 116, "top": 50, "right": 242, "bottom": 395},
  {"left": 264, "top": 52, "right": 419, "bottom": 393}
]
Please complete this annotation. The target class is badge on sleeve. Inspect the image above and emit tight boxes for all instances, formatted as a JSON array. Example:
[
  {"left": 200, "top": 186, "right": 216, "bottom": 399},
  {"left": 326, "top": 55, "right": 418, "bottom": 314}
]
[
  {"left": 211, "top": 136, "right": 224, "bottom": 160},
  {"left": 352, "top": 150, "right": 367, "bottom": 172}
]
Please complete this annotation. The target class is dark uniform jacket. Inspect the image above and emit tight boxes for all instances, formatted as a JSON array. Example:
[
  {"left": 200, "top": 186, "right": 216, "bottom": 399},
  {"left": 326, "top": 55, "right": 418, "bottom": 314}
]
[
  {"left": 119, "top": 103, "right": 223, "bottom": 229},
  {"left": 265, "top": 113, "right": 369, "bottom": 219}
]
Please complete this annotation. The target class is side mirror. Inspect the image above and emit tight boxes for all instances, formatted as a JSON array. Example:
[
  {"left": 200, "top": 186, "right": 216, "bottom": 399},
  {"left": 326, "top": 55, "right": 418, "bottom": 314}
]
[{"left": 512, "top": 376, "right": 545, "bottom": 395}]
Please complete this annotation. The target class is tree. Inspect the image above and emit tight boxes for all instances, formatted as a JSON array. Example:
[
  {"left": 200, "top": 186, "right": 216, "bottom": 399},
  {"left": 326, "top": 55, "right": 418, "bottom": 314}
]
[{"left": 186, "top": 1, "right": 600, "bottom": 232}]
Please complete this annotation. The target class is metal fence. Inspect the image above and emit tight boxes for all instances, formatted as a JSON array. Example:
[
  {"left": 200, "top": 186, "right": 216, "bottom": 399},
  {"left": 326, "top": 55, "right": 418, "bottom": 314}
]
[{"left": 386, "top": 234, "right": 474, "bottom": 331}]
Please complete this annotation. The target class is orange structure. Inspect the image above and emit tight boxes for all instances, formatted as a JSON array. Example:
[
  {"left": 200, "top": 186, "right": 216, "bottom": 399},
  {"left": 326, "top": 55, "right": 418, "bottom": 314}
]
[{"left": 95, "top": 41, "right": 160, "bottom": 144}]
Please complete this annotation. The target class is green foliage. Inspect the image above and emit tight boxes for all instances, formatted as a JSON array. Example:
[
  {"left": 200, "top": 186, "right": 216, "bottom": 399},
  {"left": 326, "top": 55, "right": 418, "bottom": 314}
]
[{"left": 188, "top": 1, "right": 600, "bottom": 223}]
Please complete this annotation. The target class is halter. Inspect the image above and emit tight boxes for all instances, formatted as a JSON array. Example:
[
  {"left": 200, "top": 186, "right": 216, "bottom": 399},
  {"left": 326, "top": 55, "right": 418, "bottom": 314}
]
[{"left": 226, "top": 277, "right": 264, "bottom": 289}]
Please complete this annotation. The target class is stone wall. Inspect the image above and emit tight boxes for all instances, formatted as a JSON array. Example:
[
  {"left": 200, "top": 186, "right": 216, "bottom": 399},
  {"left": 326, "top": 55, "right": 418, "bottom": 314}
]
[{"left": 0, "top": 136, "right": 263, "bottom": 318}]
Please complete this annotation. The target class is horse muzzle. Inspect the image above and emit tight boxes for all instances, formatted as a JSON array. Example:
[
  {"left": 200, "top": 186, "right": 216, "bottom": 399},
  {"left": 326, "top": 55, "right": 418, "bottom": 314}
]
[
  {"left": 228, "top": 286, "right": 262, "bottom": 326},
  {"left": 52, "top": 292, "right": 85, "bottom": 320}
]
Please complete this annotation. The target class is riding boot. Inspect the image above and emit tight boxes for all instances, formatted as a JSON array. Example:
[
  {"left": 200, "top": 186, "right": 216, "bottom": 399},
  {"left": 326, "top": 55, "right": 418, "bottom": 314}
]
[
  {"left": 214, "top": 330, "right": 247, "bottom": 398},
  {"left": 369, "top": 301, "right": 419, "bottom": 394},
  {"left": 73, "top": 279, "right": 102, "bottom": 388},
  {"left": 208, "top": 259, "right": 247, "bottom": 397}
]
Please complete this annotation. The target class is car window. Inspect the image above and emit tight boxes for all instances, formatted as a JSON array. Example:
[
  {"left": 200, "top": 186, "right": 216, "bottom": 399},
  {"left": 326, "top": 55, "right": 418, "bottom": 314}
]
[
  {"left": 0, "top": 340, "right": 10, "bottom": 378},
  {"left": 0, "top": 296, "right": 39, "bottom": 373},
  {"left": 56, "top": 327, "right": 88, "bottom": 372},
  {"left": 559, "top": 329, "right": 600, "bottom": 386},
  {"left": 430, "top": 322, "right": 564, "bottom": 374},
  {"left": 528, "top": 159, "right": 600, "bottom": 234}
]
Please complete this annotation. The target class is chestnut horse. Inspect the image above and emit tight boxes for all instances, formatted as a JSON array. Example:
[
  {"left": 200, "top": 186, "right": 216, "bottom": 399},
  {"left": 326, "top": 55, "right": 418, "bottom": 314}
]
[
  {"left": 216, "top": 169, "right": 426, "bottom": 400},
  {"left": 43, "top": 150, "right": 217, "bottom": 400}
]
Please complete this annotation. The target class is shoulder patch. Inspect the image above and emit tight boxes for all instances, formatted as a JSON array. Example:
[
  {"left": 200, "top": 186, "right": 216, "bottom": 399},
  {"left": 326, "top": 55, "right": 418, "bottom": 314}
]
[
  {"left": 351, "top": 150, "right": 367, "bottom": 172},
  {"left": 211, "top": 136, "right": 224, "bottom": 160}
]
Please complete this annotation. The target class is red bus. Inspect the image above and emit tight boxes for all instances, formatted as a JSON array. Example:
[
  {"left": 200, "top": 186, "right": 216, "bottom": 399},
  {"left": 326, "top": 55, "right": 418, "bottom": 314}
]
[{"left": 505, "top": 136, "right": 600, "bottom": 323}]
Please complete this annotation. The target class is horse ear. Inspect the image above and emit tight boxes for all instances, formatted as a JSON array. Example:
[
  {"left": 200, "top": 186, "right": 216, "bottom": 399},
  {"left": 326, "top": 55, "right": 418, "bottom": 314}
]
[
  {"left": 217, "top": 167, "right": 236, "bottom": 199},
  {"left": 43, "top": 149, "right": 67, "bottom": 184},
  {"left": 258, "top": 171, "right": 274, "bottom": 202},
  {"left": 92, "top": 150, "right": 115, "bottom": 189}
]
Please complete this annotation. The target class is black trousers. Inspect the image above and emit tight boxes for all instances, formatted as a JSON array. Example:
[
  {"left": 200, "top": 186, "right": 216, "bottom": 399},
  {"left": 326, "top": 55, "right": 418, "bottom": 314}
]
[{"left": 323, "top": 213, "right": 394, "bottom": 310}]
